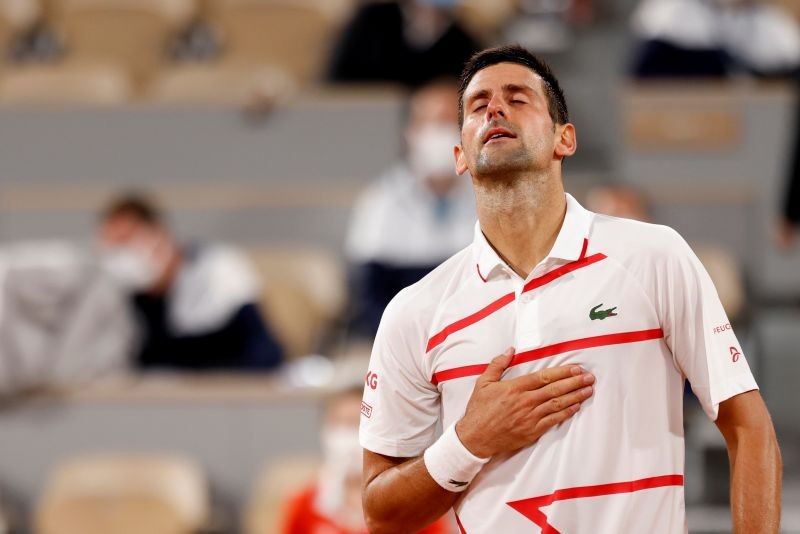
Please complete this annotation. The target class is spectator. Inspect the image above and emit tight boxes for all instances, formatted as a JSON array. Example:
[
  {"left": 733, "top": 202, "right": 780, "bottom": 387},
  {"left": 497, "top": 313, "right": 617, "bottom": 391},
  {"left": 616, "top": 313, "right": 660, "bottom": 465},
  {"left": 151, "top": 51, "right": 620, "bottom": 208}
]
[
  {"left": 280, "top": 386, "right": 448, "bottom": 534},
  {"left": 778, "top": 82, "right": 800, "bottom": 248},
  {"left": 98, "top": 194, "right": 283, "bottom": 371},
  {"left": 327, "top": 0, "right": 481, "bottom": 87},
  {"left": 630, "top": 0, "right": 800, "bottom": 79},
  {"left": 345, "top": 80, "right": 476, "bottom": 336}
]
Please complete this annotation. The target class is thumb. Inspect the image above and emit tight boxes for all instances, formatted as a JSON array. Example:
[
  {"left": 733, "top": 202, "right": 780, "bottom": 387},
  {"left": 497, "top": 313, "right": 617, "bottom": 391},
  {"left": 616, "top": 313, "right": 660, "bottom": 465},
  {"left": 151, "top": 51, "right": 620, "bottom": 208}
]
[{"left": 478, "top": 347, "right": 515, "bottom": 384}]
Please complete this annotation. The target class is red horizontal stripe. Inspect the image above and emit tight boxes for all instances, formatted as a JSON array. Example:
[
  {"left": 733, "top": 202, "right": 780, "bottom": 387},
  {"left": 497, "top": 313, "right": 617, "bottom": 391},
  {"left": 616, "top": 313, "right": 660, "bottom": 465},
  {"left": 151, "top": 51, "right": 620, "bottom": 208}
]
[
  {"left": 431, "top": 363, "right": 489, "bottom": 386},
  {"left": 507, "top": 474, "right": 684, "bottom": 533},
  {"left": 543, "top": 474, "right": 684, "bottom": 505},
  {"left": 521, "top": 252, "right": 606, "bottom": 293},
  {"left": 431, "top": 328, "right": 664, "bottom": 385},
  {"left": 510, "top": 328, "right": 664, "bottom": 367},
  {"left": 425, "top": 292, "right": 514, "bottom": 353},
  {"left": 426, "top": 251, "right": 606, "bottom": 354}
]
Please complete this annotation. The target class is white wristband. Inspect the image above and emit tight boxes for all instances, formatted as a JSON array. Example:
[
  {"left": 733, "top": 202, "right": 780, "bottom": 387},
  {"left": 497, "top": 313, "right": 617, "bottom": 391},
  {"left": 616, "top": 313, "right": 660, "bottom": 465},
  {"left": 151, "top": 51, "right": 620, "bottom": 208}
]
[{"left": 423, "top": 422, "right": 490, "bottom": 493}]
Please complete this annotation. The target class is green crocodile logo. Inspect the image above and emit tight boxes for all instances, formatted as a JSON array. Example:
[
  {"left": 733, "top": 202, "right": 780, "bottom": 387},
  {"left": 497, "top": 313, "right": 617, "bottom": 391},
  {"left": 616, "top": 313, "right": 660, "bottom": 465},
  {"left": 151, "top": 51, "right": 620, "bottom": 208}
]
[{"left": 590, "top": 303, "right": 618, "bottom": 320}]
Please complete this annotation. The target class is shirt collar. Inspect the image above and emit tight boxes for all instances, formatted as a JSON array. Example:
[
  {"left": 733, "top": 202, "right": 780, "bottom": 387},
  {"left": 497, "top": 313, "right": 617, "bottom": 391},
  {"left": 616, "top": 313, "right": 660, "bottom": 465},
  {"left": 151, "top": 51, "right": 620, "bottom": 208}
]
[{"left": 473, "top": 193, "right": 594, "bottom": 282}]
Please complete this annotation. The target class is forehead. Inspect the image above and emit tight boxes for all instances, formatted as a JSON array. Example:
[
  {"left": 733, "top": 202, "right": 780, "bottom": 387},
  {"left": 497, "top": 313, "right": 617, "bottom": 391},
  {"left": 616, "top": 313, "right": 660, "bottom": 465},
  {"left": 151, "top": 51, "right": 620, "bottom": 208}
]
[
  {"left": 100, "top": 212, "right": 150, "bottom": 244},
  {"left": 464, "top": 62, "right": 546, "bottom": 100}
]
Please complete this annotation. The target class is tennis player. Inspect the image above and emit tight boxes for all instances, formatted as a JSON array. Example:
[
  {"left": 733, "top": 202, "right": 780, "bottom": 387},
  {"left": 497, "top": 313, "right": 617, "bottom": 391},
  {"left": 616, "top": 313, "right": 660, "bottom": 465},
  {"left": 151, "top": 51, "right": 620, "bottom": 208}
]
[{"left": 359, "top": 45, "right": 782, "bottom": 533}]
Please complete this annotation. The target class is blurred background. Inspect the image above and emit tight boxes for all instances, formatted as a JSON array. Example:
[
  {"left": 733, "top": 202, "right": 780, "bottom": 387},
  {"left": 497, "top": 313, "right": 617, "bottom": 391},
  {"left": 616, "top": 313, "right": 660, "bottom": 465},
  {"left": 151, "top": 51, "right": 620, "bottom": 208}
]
[{"left": 0, "top": 0, "right": 798, "bottom": 532}]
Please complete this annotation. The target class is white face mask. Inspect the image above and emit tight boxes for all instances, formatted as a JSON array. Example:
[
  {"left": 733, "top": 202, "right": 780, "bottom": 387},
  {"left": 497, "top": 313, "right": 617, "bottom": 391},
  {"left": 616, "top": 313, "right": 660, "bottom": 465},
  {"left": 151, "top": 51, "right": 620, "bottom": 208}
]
[
  {"left": 408, "top": 123, "right": 461, "bottom": 180},
  {"left": 321, "top": 425, "right": 362, "bottom": 475},
  {"left": 102, "top": 244, "right": 160, "bottom": 292},
  {"left": 316, "top": 425, "right": 363, "bottom": 518}
]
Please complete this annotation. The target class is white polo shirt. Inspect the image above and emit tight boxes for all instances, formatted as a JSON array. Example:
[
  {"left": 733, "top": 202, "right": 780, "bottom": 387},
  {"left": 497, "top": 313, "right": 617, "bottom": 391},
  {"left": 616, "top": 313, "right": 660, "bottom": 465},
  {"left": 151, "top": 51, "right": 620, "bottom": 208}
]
[{"left": 360, "top": 193, "right": 758, "bottom": 534}]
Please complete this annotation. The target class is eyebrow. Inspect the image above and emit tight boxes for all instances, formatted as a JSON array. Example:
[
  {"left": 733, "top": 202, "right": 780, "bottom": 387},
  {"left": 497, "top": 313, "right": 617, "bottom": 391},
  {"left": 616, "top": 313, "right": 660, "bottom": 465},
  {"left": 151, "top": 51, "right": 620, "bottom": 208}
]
[{"left": 465, "top": 83, "right": 537, "bottom": 106}]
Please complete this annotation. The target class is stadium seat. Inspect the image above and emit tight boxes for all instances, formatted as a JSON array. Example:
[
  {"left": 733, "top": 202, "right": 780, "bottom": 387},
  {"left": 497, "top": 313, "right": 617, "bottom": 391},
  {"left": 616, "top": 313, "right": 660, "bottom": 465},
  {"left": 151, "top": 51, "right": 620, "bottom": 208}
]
[
  {"left": 622, "top": 84, "right": 742, "bottom": 150},
  {"left": 243, "top": 454, "right": 320, "bottom": 534},
  {"left": 0, "top": 0, "right": 41, "bottom": 54},
  {"left": 246, "top": 246, "right": 346, "bottom": 359},
  {"left": 49, "top": 0, "right": 196, "bottom": 88},
  {"left": 148, "top": 63, "right": 295, "bottom": 105},
  {"left": 0, "top": 63, "right": 132, "bottom": 104},
  {"left": 207, "top": 0, "right": 348, "bottom": 83},
  {"left": 34, "top": 454, "right": 209, "bottom": 534}
]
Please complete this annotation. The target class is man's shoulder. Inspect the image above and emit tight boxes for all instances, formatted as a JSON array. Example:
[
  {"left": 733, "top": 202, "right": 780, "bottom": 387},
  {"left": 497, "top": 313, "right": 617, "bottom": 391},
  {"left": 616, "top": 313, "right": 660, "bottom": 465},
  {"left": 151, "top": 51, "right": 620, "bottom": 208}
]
[
  {"left": 591, "top": 213, "right": 690, "bottom": 263},
  {"left": 379, "top": 246, "right": 474, "bottom": 335}
]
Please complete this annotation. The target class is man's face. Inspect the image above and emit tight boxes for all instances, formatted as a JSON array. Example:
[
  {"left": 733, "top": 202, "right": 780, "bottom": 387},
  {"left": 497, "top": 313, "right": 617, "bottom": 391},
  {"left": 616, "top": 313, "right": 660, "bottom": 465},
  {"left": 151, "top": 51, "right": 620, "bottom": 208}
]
[
  {"left": 98, "top": 213, "right": 171, "bottom": 292},
  {"left": 405, "top": 84, "right": 462, "bottom": 187},
  {"left": 455, "top": 62, "right": 574, "bottom": 179}
]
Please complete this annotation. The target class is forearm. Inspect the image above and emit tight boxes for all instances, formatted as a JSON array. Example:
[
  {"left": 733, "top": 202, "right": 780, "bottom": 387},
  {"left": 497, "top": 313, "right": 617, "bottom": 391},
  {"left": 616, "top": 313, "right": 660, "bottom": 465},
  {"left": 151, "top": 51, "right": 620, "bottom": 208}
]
[
  {"left": 729, "top": 429, "right": 782, "bottom": 533},
  {"left": 363, "top": 457, "right": 459, "bottom": 534}
]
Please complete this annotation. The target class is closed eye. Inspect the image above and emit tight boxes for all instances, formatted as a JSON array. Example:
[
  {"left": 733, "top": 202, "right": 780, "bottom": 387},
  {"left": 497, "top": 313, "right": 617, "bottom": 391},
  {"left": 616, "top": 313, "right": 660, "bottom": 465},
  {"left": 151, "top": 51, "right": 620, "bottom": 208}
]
[{"left": 472, "top": 104, "right": 487, "bottom": 112}]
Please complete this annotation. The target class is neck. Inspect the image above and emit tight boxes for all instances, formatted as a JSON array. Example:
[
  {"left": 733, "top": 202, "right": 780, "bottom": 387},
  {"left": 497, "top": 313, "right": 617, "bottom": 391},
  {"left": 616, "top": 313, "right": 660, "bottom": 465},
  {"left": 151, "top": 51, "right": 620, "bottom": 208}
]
[{"left": 474, "top": 171, "right": 566, "bottom": 278}]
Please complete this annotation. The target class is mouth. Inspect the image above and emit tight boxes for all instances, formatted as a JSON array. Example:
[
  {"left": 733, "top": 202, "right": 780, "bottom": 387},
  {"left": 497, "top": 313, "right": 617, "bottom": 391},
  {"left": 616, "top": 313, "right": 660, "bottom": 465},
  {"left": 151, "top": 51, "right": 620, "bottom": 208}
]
[{"left": 482, "top": 127, "right": 517, "bottom": 145}]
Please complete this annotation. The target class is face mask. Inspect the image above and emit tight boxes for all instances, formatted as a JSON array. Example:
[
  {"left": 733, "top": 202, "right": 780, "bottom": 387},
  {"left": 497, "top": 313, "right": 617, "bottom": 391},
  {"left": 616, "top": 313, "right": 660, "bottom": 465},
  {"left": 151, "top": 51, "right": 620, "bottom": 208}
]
[
  {"left": 316, "top": 425, "right": 364, "bottom": 518},
  {"left": 102, "top": 244, "right": 159, "bottom": 292},
  {"left": 408, "top": 123, "right": 461, "bottom": 180},
  {"left": 321, "top": 425, "right": 362, "bottom": 474}
]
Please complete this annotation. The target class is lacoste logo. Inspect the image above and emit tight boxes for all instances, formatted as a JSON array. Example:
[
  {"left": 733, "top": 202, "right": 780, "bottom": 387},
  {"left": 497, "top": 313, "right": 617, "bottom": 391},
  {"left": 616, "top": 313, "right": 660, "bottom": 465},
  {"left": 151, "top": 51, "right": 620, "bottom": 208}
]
[
  {"left": 448, "top": 479, "right": 469, "bottom": 488},
  {"left": 590, "top": 303, "right": 617, "bottom": 320}
]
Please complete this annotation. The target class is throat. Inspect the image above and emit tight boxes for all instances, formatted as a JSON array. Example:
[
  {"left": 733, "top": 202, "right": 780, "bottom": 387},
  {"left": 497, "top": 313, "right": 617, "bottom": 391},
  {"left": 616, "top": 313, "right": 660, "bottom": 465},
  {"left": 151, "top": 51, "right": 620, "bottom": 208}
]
[{"left": 476, "top": 178, "right": 567, "bottom": 279}]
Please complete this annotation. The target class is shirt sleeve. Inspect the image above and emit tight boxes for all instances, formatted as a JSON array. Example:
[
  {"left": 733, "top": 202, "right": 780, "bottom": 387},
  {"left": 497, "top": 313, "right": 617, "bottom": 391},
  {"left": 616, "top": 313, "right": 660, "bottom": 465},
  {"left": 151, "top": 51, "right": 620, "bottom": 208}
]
[
  {"left": 360, "top": 289, "right": 441, "bottom": 458},
  {"left": 658, "top": 229, "right": 758, "bottom": 420}
]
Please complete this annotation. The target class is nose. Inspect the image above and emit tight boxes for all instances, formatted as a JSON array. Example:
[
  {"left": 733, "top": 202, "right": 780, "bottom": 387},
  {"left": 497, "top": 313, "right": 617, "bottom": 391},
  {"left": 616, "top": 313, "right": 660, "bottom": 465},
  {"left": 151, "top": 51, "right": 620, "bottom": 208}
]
[{"left": 486, "top": 94, "right": 506, "bottom": 121}]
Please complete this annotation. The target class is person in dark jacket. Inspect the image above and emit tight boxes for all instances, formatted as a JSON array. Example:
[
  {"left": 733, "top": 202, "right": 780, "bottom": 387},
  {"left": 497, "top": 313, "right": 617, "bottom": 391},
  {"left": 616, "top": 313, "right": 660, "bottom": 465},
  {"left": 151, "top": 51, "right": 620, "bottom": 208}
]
[
  {"left": 327, "top": 0, "right": 481, "bottom": 87},
  {"left": 98, "top": 194, "right": 283, "bottom": 371}
]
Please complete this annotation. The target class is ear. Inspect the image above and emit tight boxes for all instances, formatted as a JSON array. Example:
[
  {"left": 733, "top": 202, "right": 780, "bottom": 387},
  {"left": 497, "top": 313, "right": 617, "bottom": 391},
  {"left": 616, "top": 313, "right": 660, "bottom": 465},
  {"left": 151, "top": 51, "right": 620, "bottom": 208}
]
[
  {"left": 554, "top": 123, "right": 577, "bottom": 159},
  {"left": 454, "top": 143, "right": 469, "bottom": 176}
]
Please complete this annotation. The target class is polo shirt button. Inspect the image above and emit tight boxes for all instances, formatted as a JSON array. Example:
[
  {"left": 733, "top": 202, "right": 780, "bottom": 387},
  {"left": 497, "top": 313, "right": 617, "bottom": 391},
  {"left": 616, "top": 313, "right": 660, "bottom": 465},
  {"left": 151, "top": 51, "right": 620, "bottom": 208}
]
[{"left": 520, "top": 293, "right": 531, "bottom": 304}]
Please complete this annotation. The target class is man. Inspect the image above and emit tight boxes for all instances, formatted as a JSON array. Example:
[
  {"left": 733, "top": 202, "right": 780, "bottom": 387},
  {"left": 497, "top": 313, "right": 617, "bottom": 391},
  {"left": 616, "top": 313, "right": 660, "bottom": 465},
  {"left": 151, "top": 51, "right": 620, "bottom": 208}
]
[
  {"left": 98, "top": 194, "right": 283, "bottom": 371},
  {"left": 346, "top": 79, "right": 476, "bottom": 336},
  {"left": 360, "top": 45, "right": 781, "bottom": 533}
]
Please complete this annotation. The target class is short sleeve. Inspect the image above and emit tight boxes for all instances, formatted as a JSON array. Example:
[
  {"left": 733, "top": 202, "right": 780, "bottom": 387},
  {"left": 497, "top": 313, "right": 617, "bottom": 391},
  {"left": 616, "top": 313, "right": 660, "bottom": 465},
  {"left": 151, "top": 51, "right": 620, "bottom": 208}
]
[
  {"left": 659, "top": 230, "right": 758, "bottom": 420},
  {"left": 360, "top": 291, "right": 441, "bottom": 457}
]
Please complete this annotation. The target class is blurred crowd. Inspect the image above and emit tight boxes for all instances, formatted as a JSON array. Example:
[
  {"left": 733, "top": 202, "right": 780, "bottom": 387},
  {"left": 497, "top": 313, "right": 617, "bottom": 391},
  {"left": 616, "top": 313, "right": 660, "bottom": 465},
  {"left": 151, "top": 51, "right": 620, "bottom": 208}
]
[{"left": 0, "top": 0, "right": 799, "bottom": 533}]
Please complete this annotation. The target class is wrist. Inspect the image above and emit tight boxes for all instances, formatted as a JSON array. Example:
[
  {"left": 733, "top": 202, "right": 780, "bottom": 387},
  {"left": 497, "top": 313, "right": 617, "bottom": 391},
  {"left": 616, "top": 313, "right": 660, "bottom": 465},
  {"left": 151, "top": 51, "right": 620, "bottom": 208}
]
[
  {"left": 424, "top": 422, "right": 490, "bottom": 493},
  {"left": 455, "top": 419, "right": 493, "bottom": 459}
]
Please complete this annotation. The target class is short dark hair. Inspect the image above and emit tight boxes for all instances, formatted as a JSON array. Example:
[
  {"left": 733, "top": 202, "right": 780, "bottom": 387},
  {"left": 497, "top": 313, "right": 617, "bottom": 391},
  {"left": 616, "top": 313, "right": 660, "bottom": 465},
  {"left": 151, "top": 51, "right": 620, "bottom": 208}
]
[
  {"left": 458, "top": 45, "right": 569, "bottom": 129},
  {"left": 101, "top": 193, "right": 162, "bottom": 226}
]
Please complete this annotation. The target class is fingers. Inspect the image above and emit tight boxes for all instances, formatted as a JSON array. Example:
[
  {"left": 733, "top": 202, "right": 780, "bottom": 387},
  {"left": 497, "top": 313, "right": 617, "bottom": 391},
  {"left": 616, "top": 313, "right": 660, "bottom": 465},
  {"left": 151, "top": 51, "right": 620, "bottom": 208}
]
[
  {"left": 476, "top": 347, "right": 515, "bottom": 384},
  {"left": 510, "top": 364, "right": 588, "bottom": 391},
  {"left": 530, "top": 384, "right": 594, "bottom": 417},
  {"left": 536, "top": 402, "right": 582, "bottom": 433}
]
